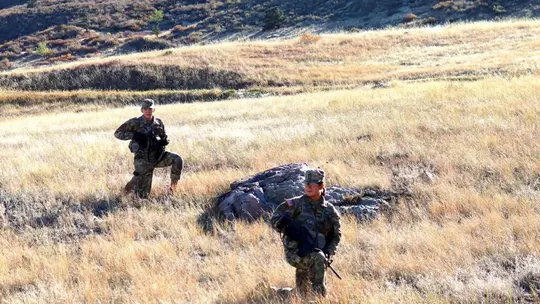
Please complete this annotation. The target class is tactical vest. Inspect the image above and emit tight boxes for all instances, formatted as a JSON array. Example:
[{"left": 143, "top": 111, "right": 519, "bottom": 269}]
[
  {"left": 288, "top": 195, "right": 336, "bottom": 250},
  {"left": 128, "top": 116, "right": 166, "bottom": 160}
]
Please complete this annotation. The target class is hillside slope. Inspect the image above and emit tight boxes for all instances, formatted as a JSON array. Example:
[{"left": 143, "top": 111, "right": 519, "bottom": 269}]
[
  {"left": 0, "top": 0, "right": 538, "bottom": 69},
  {"left": 0, "top": 19, "right": 538, "bottom": 117}
]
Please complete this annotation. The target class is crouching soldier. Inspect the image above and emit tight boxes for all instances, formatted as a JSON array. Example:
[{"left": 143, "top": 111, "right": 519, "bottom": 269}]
[
  {"left": 114, "top": 99, "right": 183, "bottom": 198},
  {"left": 270, "top": 168, "right": 341, "bottom": 297}
]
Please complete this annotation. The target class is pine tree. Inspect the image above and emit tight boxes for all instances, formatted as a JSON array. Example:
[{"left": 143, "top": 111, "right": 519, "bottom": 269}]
[{"left": 149, "top": 9, "right": 164, "bottom": 37}]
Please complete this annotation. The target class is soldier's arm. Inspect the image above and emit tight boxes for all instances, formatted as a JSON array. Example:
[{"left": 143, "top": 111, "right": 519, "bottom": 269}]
[
  {"left": 270, "top": 200, "right": 295, "bottom": 232},
  {"left": 159, "top": 119, "right": 168, "bottom": 141},
  {"left": 324, "top": 206, "right": 342, "bottom": 255},
  {"left": 114, "top": 118, "right": 138, "bottom": 140}
]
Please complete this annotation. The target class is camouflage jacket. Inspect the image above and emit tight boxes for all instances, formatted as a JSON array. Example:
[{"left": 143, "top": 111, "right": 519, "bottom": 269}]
[
  {"left": 270, "top": 194, "right": 341, "bottom": 255},
  {"left": 114, "top": 116, "right": 168, "bottom": 161}
]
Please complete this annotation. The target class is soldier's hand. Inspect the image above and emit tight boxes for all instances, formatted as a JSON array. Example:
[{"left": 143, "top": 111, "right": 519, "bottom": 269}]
[
  {"left": 132, "top": 132, "right": 148, "bottom": 148},
  {"left": 157, "top": 138, "right": 169, "bottom": 147},
  {"left": 323, "top": 248, "right": 335, "bottom": 258}
]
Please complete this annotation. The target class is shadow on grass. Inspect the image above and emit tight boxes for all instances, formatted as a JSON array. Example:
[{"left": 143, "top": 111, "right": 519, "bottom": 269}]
[
  {"left": 0, "top": 189, "right": 131, "bottom": 242},
  {"left": 216, "top": 283, "right": 303, "bottom": 304}
]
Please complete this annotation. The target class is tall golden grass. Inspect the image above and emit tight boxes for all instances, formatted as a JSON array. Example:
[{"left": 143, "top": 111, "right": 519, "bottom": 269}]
[
  {"left": 0, "top": 72, "right": 539, "bottom": 302},
  {"left": 0, "top": 19, "right": 539, "bottom": 303},
  {"left": 1, "top": 19, "right": 539, "bottom": 94}
]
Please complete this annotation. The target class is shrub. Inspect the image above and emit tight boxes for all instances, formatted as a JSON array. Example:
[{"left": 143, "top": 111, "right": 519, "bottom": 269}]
[
  {"left": 299, "top": 33, "right": 321, "bottom": 45},
  {"left": 6, "top": 43, "right": 23, "bottom": 54},
  {"left": 35, "top": 42, "right": 50, "bottom": 56},
  {"left": 432, "top": 1, "right": 453, "bottom": 10},
  {"left": 492, "top": 4, "right": 506, "bottom": 14},
  {"left": 68, "top": 45, "right": 98, "bottom": 55},
  {"left": 422, "top": 17, "right": 438, "bottom": 25},
  {"left": 48, "top": 53, "right": 76, "bottom": 63},
  {"left": 0, "top": 58, "right": 13, "bottom": 71},
  {"left": 126, "top": 34, "right": 145, "bottom": 42},
  {"left": 263, "top": 7, "right": 286, "bottom": 30},
  {"left": 172, "top": 24, "right": 197, "bottom": 33},
  {"left": 21, "top": 36, "right": 40, "bottom": 46},
  {"left": 0, "top": 51, "right": 16, "bottom": 59},
  {"left": 48, "top": 39, "right": 69, "bottom": 47},
  {"left": 84, "top": 36, "right": 120, "bottom": 49},
  {"left": 403, "top": 13, "right": 418, "bottom": 23},
  {"left": 118, "top": 37, "right": 174, "bottom": 53},
  {"left": 185, "top": 31, "right": 204, "bottom": 44}
]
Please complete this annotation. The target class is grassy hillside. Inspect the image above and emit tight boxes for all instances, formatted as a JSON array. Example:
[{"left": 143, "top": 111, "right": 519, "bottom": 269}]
[
  {"left": 0, "top": 19, "right": 539, "bottom": 117},
  {"left": 0, "top": 76, "right": 539, "bottom": 303},
  {"left": 0, "top": 0, "right": 538, "bottom": 68},
  {"left": 0, "top": 19, "right": 539, "bottom": 303}
]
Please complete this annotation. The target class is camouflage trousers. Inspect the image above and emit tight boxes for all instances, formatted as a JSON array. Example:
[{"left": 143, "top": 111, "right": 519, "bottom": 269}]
[
  {"left": 285, "top": 249, "right": 327, "bottom": 297},
  {"left": 126, "top": 151, "right": 183, "bottom": 198}
]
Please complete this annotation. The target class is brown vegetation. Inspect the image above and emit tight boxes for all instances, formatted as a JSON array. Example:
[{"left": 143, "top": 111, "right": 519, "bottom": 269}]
[
  {"left": 0, "top": 75, "right": 538, "bottom": 302},
  {"left": 2, "top": 20, "right": 539, "bottom": 92},
  {"left": 403, "top": 13, "right": 418, "bottom": 23},
  {"left": 0, "top": 0, "right": 535, "bottom": 71},
  {"left": 298, "top": 33, "right": 322, "bottom": 45},
  {"left": 0, "top": 19, "right": 538, "bottom": 303}
]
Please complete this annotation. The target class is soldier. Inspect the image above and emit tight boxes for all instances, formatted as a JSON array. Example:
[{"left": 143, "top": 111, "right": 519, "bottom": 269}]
[
  {"left": 270, "top": 168, "right": 342, "bottom": 297},
  {"left": 114, "top": 99, "right": 183, "bottom": 198}
]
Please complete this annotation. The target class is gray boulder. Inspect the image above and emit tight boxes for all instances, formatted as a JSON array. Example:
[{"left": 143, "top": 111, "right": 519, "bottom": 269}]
[{"left": 216, "top": 163, "right": 394, "bottom": 221}]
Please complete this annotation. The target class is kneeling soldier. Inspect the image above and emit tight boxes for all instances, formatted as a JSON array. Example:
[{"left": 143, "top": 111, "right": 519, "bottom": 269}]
[
  {"left": 114, "top": 99, "right": 183, "bottom": 198},
  {"left": 270, "top": 168, "right": 342, "bottom": 297}
]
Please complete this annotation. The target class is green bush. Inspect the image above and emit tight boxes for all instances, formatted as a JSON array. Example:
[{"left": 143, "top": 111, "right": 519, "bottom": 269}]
[
  {"left": 263, "top": 7, "right": 286, "bottom": 30},
  {"left": 149, "top": 9, "right": 164, "bottom": 37},
  {"left": 35, "top": 42, "right": 50, "bottom": 56}
]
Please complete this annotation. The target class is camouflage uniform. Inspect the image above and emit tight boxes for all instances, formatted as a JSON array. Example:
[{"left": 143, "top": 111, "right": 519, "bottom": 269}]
[
  {"left": 270, "top": 169, "right": 342, "bottom": 297},
  {"left": 114, "top": 100, "right": 183, "bottom": 198}
]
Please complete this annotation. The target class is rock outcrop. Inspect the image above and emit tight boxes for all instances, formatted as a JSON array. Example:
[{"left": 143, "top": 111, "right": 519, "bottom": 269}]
[{"left": 216, "top": 163, "right": 396, "bottom": 221}]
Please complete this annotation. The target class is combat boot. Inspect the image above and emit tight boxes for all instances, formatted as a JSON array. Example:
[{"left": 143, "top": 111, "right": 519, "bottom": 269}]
[
  {"left": 295, "top": 268, "right": 310, "bottom": 296},
  {"left": 311, "top": 284, "right": 327, "bottom": 297},
  {"left": 168, "top": 179, "right": 179, "bottom": 194}
]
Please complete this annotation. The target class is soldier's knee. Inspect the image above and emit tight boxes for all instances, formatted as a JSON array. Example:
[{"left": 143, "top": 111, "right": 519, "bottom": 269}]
[
  {"left": 312, "top": 251, "right": 326, "bottom": 264},
  {"left": 169, "top": 153, "right": 183, "bottom": 169},
  {"left": 286, "top": 251, "right": 307, "bottom": 269},
  {"left": 175, "top": 155, "right": 183, "bottom": 167}
]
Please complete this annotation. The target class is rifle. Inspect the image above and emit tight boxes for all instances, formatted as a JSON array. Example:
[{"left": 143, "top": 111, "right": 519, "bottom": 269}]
[
  {"left": 276, "top": 213, "right": 343, "bottom": 280},
  {"left": 144, "top": 129, "right": 166, "bottom": 162},
  {"left": 324, "top": 253, "right": 342, "bottom": 280}
]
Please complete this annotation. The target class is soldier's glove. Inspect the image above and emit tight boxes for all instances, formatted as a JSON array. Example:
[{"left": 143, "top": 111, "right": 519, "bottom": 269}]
[
  {"left": 157, "top": 138, "right": 169, "bottom": 147},
  {"left": 323, "top": 247, "right": 335, "bottom": 257},
  {"left": 132, "top": 132, "right": 148, "bottom": 149}
]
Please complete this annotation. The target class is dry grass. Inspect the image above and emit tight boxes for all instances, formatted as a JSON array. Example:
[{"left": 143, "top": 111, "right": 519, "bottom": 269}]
[
  {"left": 0, "top": 71, "right": 539, "bottom": 302},
  {"left": 0, "top": 89, "right": 238, "bottom": 118},
  {"left": 1, "top": 19, "right": 539, "bottom": 93},
  {"left": 1, "top": 19, "right": 540, "bottom": 303}
]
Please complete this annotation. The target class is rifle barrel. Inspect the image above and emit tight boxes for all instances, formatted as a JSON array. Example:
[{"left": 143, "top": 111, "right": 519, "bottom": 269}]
[{"left": 328, "top": 263, "right": 342, "bottom": 280}]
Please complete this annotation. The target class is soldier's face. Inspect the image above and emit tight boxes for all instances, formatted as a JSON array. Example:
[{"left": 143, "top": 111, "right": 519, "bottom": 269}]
[
  {"left": 304, "top": 182, "right": 324, "bottom": 199},
  {"left": 141, "top": 108, "right": 154, "bottom": 120}
]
